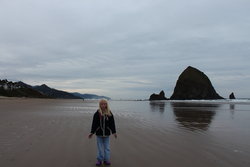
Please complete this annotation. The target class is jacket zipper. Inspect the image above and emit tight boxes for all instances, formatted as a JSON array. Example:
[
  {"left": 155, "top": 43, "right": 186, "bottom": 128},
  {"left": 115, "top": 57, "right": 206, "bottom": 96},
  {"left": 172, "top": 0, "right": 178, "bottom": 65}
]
[{"left": 103, "top": 116, "right": 105, "bottom": 137}]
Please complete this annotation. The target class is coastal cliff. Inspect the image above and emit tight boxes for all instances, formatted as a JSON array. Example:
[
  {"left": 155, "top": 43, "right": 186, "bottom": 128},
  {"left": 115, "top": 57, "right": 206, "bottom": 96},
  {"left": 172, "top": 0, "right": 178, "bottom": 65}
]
[{"left": 0, "top": 79, "right": 110, "bottom": 99}]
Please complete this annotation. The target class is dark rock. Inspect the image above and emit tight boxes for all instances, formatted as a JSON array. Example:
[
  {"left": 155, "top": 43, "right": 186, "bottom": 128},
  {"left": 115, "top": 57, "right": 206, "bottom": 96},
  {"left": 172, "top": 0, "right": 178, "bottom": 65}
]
[
  {"left": 149, "top": 90, "right": 168, "bottom": 100},
  {"left": 170, "top": 66, "right": 224, "bottom": 100},
  {"left": 229, "top": 92, "right": 236, "bottom": 99}
]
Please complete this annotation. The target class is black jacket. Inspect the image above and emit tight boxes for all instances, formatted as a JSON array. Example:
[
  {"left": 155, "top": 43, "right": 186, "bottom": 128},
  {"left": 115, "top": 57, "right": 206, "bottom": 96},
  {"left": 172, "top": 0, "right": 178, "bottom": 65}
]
[{"left": 90, "top": 110, "right": 116, "bottom": 137}]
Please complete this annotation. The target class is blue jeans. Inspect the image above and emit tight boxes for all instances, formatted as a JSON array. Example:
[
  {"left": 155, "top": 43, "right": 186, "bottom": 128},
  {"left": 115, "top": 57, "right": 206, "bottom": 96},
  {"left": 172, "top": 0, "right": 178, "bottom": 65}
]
[{"left": 96, "top": 136, "right": 110, "bottom": 161}]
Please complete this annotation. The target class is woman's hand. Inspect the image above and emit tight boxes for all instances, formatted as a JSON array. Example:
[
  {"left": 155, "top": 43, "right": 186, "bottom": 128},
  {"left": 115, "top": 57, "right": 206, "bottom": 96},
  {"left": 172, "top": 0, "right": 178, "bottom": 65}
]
[
  {"left": 113, "top": 133, "right": 117, "bottom": 138},
  {"left": 88, "top": 133, "right": 93, "bottom": 139}
]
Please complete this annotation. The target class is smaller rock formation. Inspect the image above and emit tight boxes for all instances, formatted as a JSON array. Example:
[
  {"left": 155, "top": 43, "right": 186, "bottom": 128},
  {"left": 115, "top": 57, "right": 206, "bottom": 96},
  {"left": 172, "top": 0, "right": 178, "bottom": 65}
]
[
  {"left": 229, "top": 92, "right": 236, "bottom": 99},
  {"left": 149, "top": 90, "right": 168, "bottom": 100}
]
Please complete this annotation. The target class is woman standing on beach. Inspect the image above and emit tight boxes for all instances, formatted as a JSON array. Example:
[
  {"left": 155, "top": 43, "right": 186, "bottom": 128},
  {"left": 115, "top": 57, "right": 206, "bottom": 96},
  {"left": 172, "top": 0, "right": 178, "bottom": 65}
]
[{"left": 88, "top": 99, "right": 117, "bottom": 166}]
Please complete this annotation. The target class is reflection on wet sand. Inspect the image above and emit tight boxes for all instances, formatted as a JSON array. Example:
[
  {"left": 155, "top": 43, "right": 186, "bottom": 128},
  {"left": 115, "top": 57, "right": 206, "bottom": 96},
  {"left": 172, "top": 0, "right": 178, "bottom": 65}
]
[
  {"left": 230, "top": 104, "right": 235, "bottom": 110},
  {"left": 171, "top": 102, "right": 220, "bottom": 131},
  {"left": 149, "top": 101, "right": 166, "bottom": 112},
  {"left": 229, "top": 104, "right": 235, "bottom": 119}
]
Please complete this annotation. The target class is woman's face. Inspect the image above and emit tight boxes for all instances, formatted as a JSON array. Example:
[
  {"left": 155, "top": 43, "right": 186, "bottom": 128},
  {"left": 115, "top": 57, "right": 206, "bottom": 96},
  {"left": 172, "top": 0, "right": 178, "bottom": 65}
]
[{"left": 100, "top": 101, "right": 107, "bottom": 110}]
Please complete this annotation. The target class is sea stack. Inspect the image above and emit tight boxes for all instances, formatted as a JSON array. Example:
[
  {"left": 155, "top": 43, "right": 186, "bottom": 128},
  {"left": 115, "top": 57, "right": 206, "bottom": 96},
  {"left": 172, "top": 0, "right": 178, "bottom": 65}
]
[
  {"left": 229, "top": 92, "right": 236, "bottom": 99},
  {"left": 170, "top": 66, "right": 223, "bottom": 100},
  {"left": 149, "top": 90, "right": 168, "bottom": 100}
]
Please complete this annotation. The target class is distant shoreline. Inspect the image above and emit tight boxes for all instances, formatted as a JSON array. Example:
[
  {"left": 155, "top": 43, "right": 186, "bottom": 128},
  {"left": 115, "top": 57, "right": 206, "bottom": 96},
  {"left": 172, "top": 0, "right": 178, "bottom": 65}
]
[{"left": 1, "top": 96, "right": 250, "bottom": 105}]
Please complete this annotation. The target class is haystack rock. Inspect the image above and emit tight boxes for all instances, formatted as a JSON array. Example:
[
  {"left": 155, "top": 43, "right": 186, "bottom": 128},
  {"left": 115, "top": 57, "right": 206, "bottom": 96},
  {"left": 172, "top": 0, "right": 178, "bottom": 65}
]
[
  {"left": 170, "top": 66, "right": 223, "bottom": 100},
  {"left": 149, "top": 90, "right": 168, "bottom": 100},
  {"left": 229, "top": 92, "right": 236, "bottom": 99}
]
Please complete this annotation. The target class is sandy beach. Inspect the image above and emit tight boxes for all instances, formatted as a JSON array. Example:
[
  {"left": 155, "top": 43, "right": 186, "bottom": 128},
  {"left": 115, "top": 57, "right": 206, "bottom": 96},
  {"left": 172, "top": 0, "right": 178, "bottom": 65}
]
[
  {"left": 0, "top": 98, "right": 249, "bottom": 167},
  {"left": 0, "top": 98, "right": 169, "bottom": 167}
]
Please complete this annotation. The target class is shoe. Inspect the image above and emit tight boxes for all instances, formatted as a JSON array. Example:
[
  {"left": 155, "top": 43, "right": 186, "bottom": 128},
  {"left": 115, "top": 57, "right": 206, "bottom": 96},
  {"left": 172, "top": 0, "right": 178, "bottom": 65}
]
[
  {"left": 96, "top": 160, "right": 102, "bottom": 166},
  {"left": 104, "top": 161, "right": 111, "bottom": 165}
]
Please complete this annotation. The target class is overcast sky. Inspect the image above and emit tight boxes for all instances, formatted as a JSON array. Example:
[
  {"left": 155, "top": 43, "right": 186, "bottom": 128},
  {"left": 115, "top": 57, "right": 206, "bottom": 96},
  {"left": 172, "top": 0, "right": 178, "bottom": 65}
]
[{"left": 0, "top": 0, "right": 250, "bottom": 99}]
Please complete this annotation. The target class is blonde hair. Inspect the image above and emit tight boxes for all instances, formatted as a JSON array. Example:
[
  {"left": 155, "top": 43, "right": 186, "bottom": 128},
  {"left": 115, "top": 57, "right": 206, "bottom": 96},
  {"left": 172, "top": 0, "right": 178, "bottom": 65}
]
[{"left": 98, "top": 99, "right": 112, "bottom": 116}]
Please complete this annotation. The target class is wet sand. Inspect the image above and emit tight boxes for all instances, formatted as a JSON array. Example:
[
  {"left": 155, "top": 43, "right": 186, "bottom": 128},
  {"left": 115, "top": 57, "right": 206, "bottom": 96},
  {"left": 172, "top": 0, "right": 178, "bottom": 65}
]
[{"left": 0, "top": 98, "right": 249, "bottom": 167}]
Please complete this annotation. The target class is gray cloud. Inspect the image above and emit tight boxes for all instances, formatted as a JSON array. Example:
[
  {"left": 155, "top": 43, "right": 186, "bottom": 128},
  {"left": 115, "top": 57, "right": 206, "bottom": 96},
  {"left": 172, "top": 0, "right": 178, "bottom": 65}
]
[{"left": 1, "top": 0, "right": 250, "bottom": 99}]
